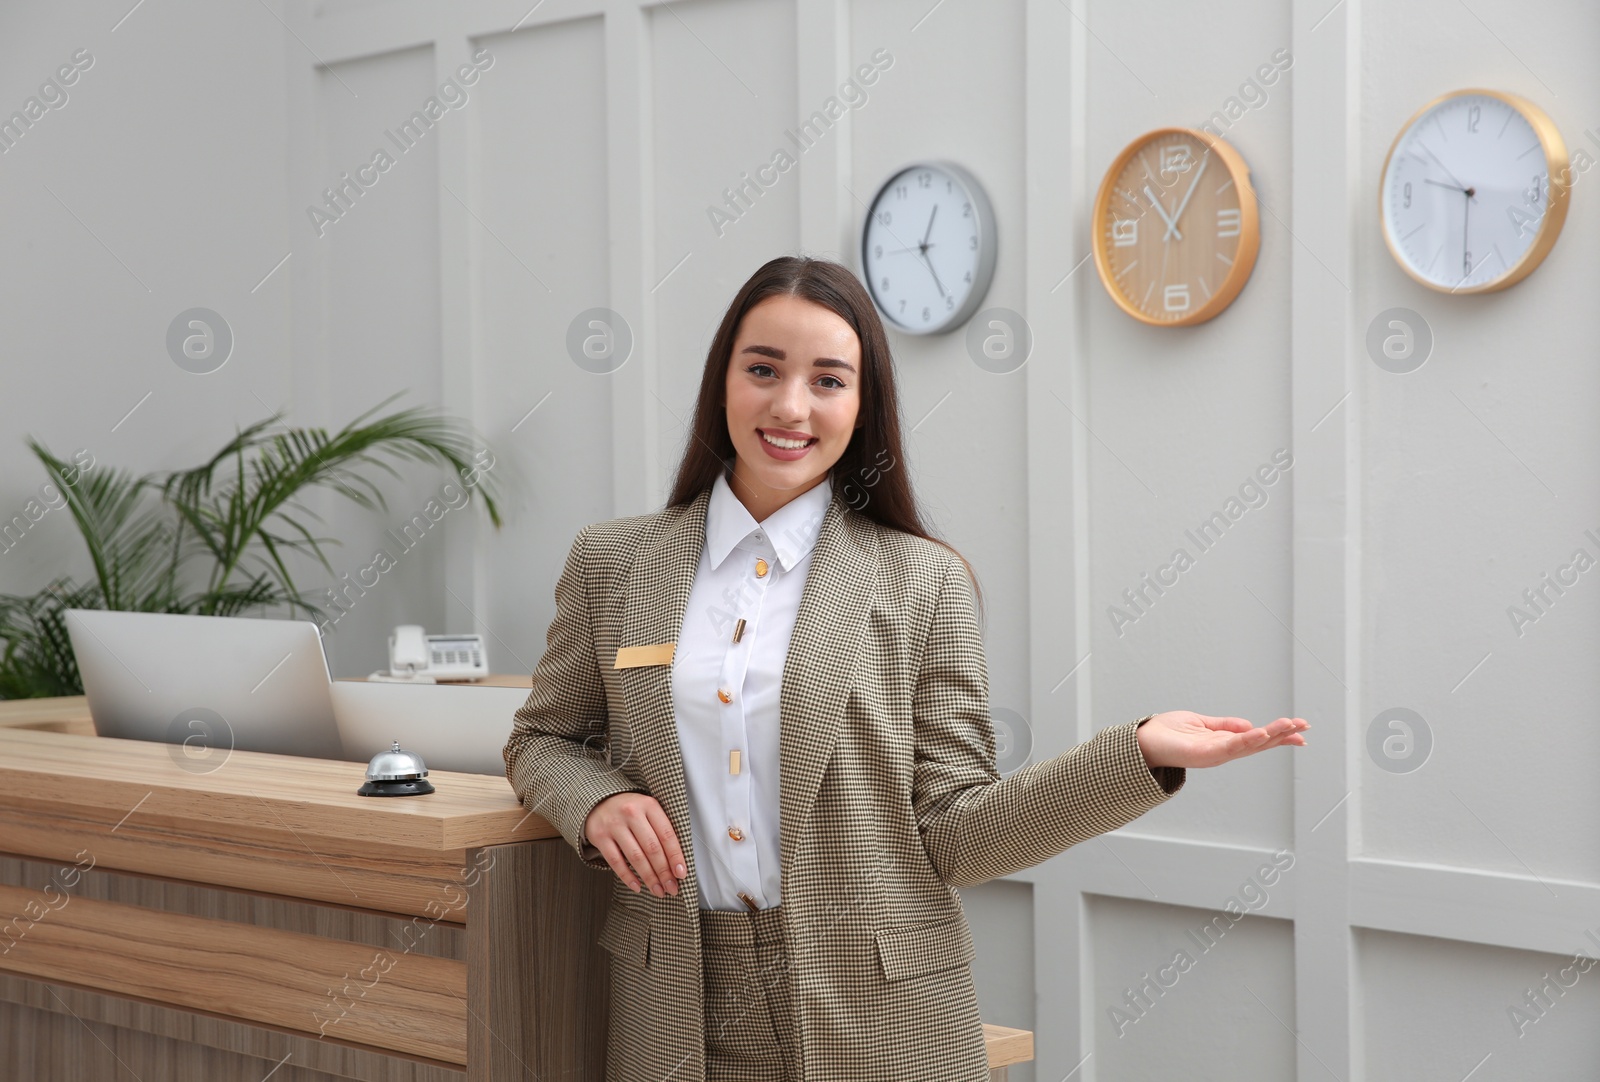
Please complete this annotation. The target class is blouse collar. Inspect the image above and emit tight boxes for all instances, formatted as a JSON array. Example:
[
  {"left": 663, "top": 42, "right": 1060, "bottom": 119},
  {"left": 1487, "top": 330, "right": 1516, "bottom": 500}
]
[{"left": 705, "top": 465, "right": 834, "bottom": 573}]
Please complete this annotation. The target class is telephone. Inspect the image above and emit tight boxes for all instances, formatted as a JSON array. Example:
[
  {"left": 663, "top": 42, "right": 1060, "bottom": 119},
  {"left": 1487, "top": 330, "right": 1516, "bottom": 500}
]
[{"left": 369, "top": 625, "right": 489, "bottom": 683}]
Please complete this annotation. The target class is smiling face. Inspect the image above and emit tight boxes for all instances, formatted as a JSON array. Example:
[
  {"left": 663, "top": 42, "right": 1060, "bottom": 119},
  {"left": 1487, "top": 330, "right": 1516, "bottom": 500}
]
[{"left": 721, "top": 293, "right": 863, "bottom": 522}]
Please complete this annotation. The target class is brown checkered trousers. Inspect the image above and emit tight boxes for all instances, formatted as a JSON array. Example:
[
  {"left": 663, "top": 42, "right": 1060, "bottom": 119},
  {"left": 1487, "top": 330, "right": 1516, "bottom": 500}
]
[
  {"left": 699, "top": 903, "right": 801, "bottom": 1080},
  {"left": 504, "top": 486, "right": 1186, "bottom": 1082}
]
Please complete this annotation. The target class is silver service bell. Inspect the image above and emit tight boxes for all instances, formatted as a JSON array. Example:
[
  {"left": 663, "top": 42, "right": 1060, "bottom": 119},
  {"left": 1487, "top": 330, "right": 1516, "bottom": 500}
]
[{"left": 357, "top": 740, "right": 436, "bottom": 797}]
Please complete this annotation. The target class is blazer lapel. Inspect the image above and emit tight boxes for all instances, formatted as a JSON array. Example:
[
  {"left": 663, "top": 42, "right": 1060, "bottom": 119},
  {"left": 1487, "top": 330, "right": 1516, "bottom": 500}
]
[
  {"left": 616, "top": 486, "right": 878, "bottom": 904},
  {"left": 777, "top": 495, "right": 877, "bottom": 889},
  {"left": 616, "top": 488, "right": 709, "bottom": 873}
]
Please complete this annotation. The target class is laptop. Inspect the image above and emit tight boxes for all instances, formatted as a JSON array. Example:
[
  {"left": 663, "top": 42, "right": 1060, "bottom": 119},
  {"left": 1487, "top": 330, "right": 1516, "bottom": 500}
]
[
  {"left": 64, "top": 609, "right": 346, "bottom": 762},
  {"left": 330, "top": 680, "right": 531, "bottom": 776}
]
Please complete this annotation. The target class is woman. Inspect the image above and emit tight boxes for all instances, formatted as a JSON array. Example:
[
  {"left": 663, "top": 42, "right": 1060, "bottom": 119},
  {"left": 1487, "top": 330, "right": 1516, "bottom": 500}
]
[{"left": 502, "top": 255, "right": 1309, "bottom": 1082}]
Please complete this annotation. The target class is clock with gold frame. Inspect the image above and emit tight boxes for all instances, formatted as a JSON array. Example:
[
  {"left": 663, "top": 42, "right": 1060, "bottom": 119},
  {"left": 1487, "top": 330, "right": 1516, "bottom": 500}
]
[
  {"left": 1378, "top": 88, "right": 1569, "bottom": 294},
  {"left": 1091, "top": 127, "right": 1261, "bottom": 327}
]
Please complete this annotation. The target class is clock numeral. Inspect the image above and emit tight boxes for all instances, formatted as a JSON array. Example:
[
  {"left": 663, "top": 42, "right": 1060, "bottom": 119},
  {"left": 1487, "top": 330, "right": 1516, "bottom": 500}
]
[
  {"left": 1216, "top": 209, "right": 1240, "bottom": 238},
  {"left": 963, "top": 201, "right": 972, "bottom": 218},
  {"left": 1466, "top": 104, "right": 1481, "bottom": 133},
  {"left": 922, "top": 307, "right": 931, "bottom": 322},
  {"left": 1163, "top": 283, "right": 1191, "bottom": 312},
  {"left": 1403, "top": 182, "right": 1411, "bottom": 209},
  {"left": 964, "top": 270, "right": 972, "bottom": 283},
  {"left": 898, "top": 299, "right": 906, "bottom": 313},
  {"left": 1112, "top": 219, "right": 1138, "bottom": 247},
  {"left": 969, "top": 235, "right": 978, "bottom": 250},
  {"left": 894, "top": 185, "right": 907, "bottom": 200},
  {"left": 877, "top": 210, "right": 892, "bottom": 226},
  {"left": 874, "top": 244, "right": 883, "bottom": 259},
  {"left": 946, "top": 296, "right": 954, "bottom": 311},
  {"left": 880, "top": 277, "right": 890, "bottom": 292},
  {"left": 1509, "top": 174, "right": 1547, "bottom": 237},
  {"left": 917, "top": 171, "right": 932, "bottom": 188}
]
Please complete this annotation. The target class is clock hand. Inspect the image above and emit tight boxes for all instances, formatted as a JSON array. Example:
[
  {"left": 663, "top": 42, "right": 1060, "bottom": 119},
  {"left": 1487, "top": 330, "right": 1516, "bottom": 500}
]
[
  {"left": 919, "top": 250, "right": 947, "bottom": 298},
  {"left": 884, "top": 244, "right": 936, "bottom": 256},
  {"left": 1157, "top": 227, "right": 1173, "bottom": 298},
  {"left": 1423, "top": 177, "right": 1469, "bottom": 194},
  {"left": 921, "top": 205, "right": 938, "bottom": 248},
  {"left": 1143, "top": 184, "right": 1182, "bottom": 241},
  {"left": 1164, "top": 152, "right": 1211, "bottom": 241},
  {"left": 1414, "top": 139, "right": 1469, "bottom": 193},
  {"left": 1461, "top": 187, "right": 1471, "bottom": 279}
]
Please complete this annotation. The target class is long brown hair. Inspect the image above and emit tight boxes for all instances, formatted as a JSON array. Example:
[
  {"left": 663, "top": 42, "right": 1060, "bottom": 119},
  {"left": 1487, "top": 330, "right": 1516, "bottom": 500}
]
[{"left": 665, "top": 255, "right": 984, "bottom": 617}]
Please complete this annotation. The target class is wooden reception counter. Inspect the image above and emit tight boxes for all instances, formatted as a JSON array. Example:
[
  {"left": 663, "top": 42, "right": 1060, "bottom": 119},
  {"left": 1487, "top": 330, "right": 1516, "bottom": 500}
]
[{"left": 0, "top": 695, "right": 1034, "bottom": 1081}]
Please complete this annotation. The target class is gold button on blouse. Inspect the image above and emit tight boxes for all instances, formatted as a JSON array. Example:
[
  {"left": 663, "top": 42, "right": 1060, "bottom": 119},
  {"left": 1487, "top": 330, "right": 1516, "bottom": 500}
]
[
  {"left": 728, "top": 826, "right": 744, "bottom": 841},
  {"left": 754, "top": 558, "right": 769, "bottom": 578},
  {"left": 716, "top": 688, "right": 732, "bottom": 704}
]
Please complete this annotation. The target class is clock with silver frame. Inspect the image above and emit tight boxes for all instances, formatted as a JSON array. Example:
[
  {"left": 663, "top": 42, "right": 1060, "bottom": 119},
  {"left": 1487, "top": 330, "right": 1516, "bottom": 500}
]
[{"left": 860, "top": 160, "right": 998, "bottom": 335}]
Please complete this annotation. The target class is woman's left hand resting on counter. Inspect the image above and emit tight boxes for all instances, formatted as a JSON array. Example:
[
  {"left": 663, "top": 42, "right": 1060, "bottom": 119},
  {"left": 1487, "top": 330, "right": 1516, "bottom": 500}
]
[{"left": 1137, "top": 711, "right": 1310, "bottom": 769}]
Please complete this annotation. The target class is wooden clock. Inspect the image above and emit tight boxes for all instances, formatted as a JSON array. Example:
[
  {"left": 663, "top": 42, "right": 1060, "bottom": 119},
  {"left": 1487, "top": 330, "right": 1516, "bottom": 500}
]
[
  {"left": 1091, "top": 127, "right": 1260, "bottom": 327},
  {"left": 1378, "top": 88, "right": 1570, "bottom": 293}
]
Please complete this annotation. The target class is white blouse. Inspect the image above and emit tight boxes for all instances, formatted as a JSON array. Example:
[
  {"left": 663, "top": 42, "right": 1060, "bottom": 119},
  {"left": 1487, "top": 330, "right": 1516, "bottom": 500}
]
[{"left": 670, "top": 466, "right": 834, "bottom": 911}]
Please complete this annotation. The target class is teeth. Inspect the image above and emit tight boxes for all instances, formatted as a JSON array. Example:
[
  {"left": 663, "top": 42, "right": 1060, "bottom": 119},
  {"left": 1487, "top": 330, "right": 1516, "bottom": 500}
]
[{"left": 761, "top": 431, "right": 813, "bottom": 450}]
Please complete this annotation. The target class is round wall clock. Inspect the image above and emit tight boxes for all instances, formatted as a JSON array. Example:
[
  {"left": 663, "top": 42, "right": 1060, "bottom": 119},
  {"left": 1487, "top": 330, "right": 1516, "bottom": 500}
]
[
  {"left": 1378, "top": 88, "right": 1569, "bottom": 293},
  {"left": 1091, "top": 127, "right": 1260, "bottom": 327},
  {"left": 860, "top": 161, "right": 997, "bottom": 335}
]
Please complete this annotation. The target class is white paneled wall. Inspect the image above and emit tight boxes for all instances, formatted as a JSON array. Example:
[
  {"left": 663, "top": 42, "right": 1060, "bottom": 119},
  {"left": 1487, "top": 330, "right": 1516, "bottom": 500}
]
[
  {"left": 1358, "top": 0, "right": 1600, "bottom": 889},
  {"left": 1086, "top": 893, "right": 1298, "bottom": 1078},
  {"left": 469, "top": 16, "right": 616, "bottom": 677},
  {"left": 3, "top": 0, "right": 1599, "bottom": 1078}
]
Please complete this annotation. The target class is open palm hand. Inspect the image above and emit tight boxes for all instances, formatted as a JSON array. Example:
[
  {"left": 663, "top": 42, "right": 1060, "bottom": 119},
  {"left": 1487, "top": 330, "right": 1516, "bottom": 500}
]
[{"left": 1137, "top": 711, "right": 1310, "bottom": 769}]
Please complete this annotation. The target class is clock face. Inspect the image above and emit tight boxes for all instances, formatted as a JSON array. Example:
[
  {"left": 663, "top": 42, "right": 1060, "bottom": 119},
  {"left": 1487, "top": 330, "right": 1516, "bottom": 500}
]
[
  {"left": 1380, "top": 91, "right": 1567, "bottom": 292},
  {"left": 860, "top": 162, "right": 996, "bottom": 335},
  {"left": 1092, "top": 129, "right": 1259, "bottom": 326}
]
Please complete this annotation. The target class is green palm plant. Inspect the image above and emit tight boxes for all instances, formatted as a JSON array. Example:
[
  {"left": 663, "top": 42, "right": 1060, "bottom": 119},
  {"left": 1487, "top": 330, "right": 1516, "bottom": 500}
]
[{"left": 0, "top": 393, "right": 504, "bottom": 699}]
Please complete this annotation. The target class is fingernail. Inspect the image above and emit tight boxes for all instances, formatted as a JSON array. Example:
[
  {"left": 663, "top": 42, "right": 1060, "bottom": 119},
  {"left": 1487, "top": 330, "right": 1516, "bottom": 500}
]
[{"left": 675, "top": 863, "right": 685, "bottom": 876}]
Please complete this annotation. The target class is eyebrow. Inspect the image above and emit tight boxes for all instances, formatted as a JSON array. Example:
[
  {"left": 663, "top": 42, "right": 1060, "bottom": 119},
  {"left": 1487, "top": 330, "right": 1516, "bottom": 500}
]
[{"left": 740, "top": 344, "right": 857, "bottom": 374}]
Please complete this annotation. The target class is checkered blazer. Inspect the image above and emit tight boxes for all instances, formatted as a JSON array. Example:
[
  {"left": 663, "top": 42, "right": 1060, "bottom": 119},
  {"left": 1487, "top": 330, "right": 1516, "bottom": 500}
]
[{"left": 503, "top": 485, "right": 1185, "bottom": 1082}]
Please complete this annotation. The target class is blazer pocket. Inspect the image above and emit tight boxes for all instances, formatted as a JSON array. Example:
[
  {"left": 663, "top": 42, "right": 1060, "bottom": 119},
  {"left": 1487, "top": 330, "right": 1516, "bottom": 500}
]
[
  {"left": 597, "top": 899, "right": 652, "bottom": 969},
  {"left": 874, "top": 915, "right": 976, "bottom": 982}
]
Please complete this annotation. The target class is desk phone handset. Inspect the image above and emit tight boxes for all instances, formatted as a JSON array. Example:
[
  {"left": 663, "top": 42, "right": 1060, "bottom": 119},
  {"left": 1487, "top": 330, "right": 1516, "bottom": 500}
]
[{"left": 368, "top": 624, "right": 489, "bottom": 683}]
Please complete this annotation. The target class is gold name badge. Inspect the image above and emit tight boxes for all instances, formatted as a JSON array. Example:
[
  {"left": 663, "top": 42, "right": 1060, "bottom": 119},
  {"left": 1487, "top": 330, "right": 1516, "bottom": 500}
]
[{"left": 613, "top": 642, "right": 676, "bottom": 669}]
